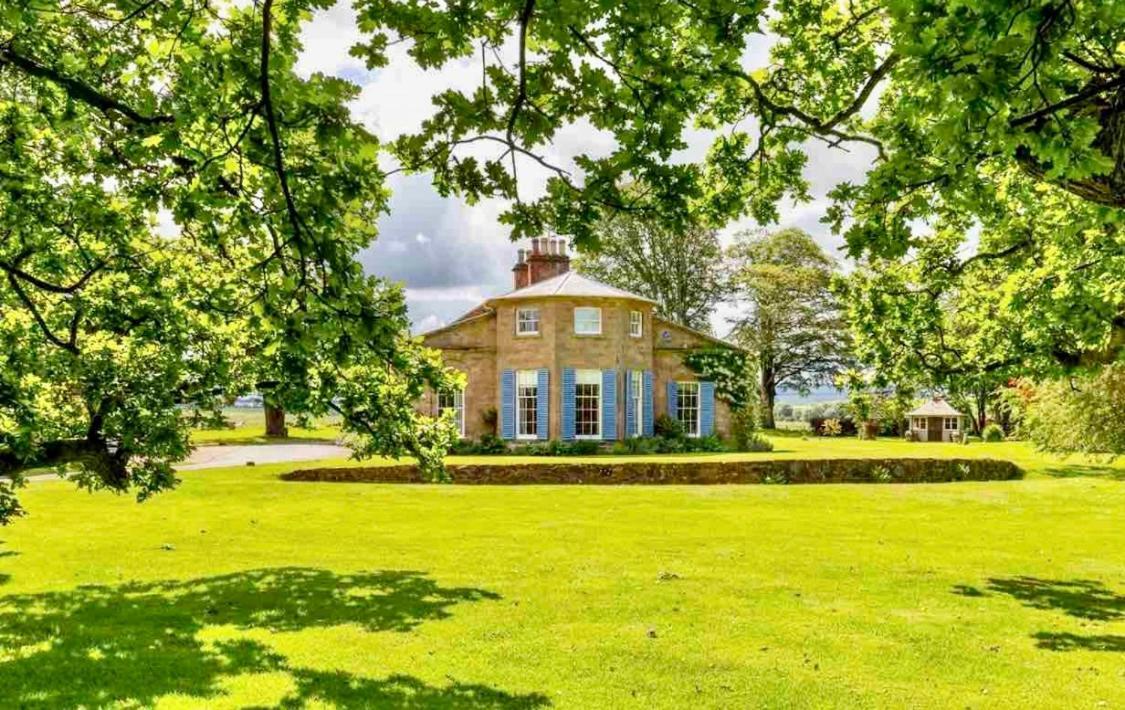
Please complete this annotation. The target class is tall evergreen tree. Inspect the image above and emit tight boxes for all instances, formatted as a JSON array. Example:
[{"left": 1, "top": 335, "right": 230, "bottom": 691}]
[{"left": 727, "top": 229, "right": 851, "bottom": 428}]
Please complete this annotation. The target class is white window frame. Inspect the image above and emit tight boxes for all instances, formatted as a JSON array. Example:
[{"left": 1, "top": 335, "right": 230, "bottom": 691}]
[
  {"left": 573, "top": 307, "right": 602, "bottom": 335},
  {"left": 629, "top": 310, "right": 643, "bottom": 338},
  {"left": 575, "top": 369, "right": 602, "bottom": 439},
  {"left": 944, "top": 417, "right": 959, "bottom": 431},
  {"left": 676, "top": 381, "right": 701, "bottom": 438},
  {"left": 437, "top": 387, "right": 465, "bottom": 437},
  {"left": 630, "top": 370, "right": 643, "bottom": 437},
  {"left": 516, "top": 370, "right": 539, "bottom": 440},
  {"left": 516, "top": 307, "right": 540, "bottom": 336}
]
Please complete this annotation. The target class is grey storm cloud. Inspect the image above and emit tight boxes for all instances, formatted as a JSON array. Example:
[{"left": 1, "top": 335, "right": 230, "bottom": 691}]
[{"left": 361, "top": 175, "right": 515, "bottom": 291}]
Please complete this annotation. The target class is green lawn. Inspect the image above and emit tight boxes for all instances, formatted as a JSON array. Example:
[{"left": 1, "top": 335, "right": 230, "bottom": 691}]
[{"left": 1, "top": 445, "right": 1122, "bottom": 707}]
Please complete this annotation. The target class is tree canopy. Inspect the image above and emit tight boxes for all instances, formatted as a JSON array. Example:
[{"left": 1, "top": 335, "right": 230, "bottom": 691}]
[
  {"left": 572, "top": 215, "right": 724, "bottom": 332},
  {"left": 355, "top": 0, "right": 1125, "bottom": 375},
  {"left": 0, "top": 0, "right": 457, "bottom": 523}
]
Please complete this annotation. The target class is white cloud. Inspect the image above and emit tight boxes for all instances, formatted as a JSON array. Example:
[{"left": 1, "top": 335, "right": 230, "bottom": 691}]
[
  {"left": 295, "top": 4, "right": 366, "bottom": 79},
  {"left": 297, "top": 4, "right": 878, "bottom": 333},
  {"left": 413, "top": 313, "right": 444, "bottom": 334}
]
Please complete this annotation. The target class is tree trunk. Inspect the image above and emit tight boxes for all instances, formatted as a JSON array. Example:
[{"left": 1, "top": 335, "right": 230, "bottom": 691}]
[
  {"left": 759, "top": 371, "right": 777, "bottom": 430},
  {"left": 264, "top": 403, "right": 288, "bottom": 438},
  {"left": 974, "top": 389, "right": 988, "bottom": 434}
]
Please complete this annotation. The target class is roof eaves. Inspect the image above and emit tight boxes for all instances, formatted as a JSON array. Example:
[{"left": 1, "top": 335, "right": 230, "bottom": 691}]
[
  {"left": 653, "top": 317, "right": 747, "bottom": 352},
  {"left": 417, "top": 307, "right": 495, "bottom": 339}
]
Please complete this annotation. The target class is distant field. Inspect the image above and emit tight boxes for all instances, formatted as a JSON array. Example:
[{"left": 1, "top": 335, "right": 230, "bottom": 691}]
[
  {"left": 188, "top": 408, "right": 341, "bottom": 444},
  {"left": 774, "top": 420, "right": 811, "bottom": 431}
]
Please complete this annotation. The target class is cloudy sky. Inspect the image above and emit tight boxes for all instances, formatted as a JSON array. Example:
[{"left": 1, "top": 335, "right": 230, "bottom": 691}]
[{"left": 295, "top": 4, "right": 877, "bottom": 336}]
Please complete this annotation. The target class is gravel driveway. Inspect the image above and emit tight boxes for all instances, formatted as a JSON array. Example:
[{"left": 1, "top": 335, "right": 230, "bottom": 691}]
[{"left": 177, "top": 443, "right": 351, "bottom": 470}]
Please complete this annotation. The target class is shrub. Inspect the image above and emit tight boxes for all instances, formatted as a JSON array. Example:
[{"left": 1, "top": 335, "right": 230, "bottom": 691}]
[
  {"left": 739, "top": 432, "right": 774, "bottom": 452},
  {"left": 1023, "top": 363, "right": 1125, "bottom": 454},
  {"left": 654, "top": 414, "right": 684, "bottom": 439},
  {"left": 450, "top": 434, "right": 510, "bottom": 455},
  {"left": 568, "top": 440, "right": 601, "bottom": 455},
  {"left": 614, "top": 437, "right": 656, "bottom": 455},
  {"left": 478, "top": 434, "right": 509, "bottom": 454},
  {"left": 731, "top": 408, "right": 757, "bottom": 452},
  {"left": 687, "top": 435, "right": 726, "bottom": 452},
  {"left": 448, "top": 438, "right": 478, "bottom": 455},
  {"left": 981, "top": 423, "right": 1005, "bottom": 442},
  {"left": 480, "top": 407, "right": 498, "bottom": 435},
  {"left": 809, "top": 416, "right": 857, "bottom": 437},
  {"left": 653, "top": 436, "right": 685, "bottom": 453}
]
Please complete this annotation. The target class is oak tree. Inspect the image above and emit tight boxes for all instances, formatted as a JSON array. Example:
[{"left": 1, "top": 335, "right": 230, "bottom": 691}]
[
  {"left": 0, "top": 0, "right": 458, "bottom": 523},
  {"left": 353, "top": 0, "right": 1125, "bottom": 378}
]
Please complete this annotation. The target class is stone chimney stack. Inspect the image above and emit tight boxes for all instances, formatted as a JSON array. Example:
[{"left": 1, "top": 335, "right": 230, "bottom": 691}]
[{"left": 513, "top": 236, "right": 570, "bottom": 289}]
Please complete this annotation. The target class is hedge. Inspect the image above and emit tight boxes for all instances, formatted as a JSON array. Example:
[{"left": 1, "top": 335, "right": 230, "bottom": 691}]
[{"left": 282, "top": 458, "right": 1023, "bottom": 485}]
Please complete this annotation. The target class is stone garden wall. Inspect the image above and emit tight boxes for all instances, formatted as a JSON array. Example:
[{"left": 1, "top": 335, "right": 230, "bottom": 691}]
[{"left": 283, "top": 458, "right": 1023, "bottom": 485}]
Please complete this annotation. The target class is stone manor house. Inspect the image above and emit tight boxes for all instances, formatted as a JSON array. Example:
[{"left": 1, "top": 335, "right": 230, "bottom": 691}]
[{"left": 419, "top": 237, "right": 737, "bottom": 442}]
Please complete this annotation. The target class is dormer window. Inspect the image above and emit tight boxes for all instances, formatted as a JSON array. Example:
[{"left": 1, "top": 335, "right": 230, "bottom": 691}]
[
  {"left": 574, "top": 307, "right": 602, "bottom": 335},
  {"left": 629, "top": 310, "right": 643, "bottom": 337},
  {"left": 516, "top": 307, "right": 540, "bottom": 335}
]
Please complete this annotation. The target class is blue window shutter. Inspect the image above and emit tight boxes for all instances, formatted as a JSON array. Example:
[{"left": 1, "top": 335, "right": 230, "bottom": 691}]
[
  {"left": 562, "top": 368, "right": 576, "bottom": 441},
  {"left": 666, "top": 380, "right": 678, "bottom": 419},
  {"left": 623, "top": 370, "right": 635, "bottom": 438},
  {"left": 700, "top": 381, "right": 716, "bottom": 436},
  {"left": 500, "top": 370, "right": 516, "bottom": 440},
  {"left": 643, "top": 371, "right": 655, "bottom": 437},
  {"left": 537, "top": 368, "right": 550, "bottom": 440},
  {"left": 602, "top": 369, "right": 618, "bottom": 440}
]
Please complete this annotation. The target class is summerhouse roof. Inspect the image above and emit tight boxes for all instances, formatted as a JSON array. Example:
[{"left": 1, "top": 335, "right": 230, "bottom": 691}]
[{"left": 907, "top": 398, "right": 964, "bottom": 417}]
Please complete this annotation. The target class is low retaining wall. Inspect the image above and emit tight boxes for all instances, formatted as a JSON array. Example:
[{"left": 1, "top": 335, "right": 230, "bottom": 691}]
[{"left": 282, "top": 458, "right": 1023, "bottom": 485}]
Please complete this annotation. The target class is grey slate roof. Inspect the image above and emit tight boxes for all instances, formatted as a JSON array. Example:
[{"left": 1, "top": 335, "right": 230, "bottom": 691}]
[
  {"left": 487, "top": 271, "right": 657, "bottom": 304},
  {"left": 907, "top": 398, "right": 964, "bottom": 417}
]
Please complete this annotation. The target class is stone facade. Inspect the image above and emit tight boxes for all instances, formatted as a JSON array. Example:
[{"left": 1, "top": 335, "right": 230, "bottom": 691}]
[{"left": 420, "top": 239, "right": 738, "bottom": 441}]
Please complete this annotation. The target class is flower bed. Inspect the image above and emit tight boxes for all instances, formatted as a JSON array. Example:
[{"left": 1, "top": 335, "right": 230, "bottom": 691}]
[{"left": 282, "top": 458, "right": 1023, "bottom": 485}]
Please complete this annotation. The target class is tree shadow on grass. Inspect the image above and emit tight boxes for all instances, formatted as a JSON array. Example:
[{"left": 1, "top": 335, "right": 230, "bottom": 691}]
[
  {"left": 953, "top": 576, "right": 1124, "bottom": 653},
  {"left": 1042, "top": 464, "right": 1125, "bottom": 481},
  {"left": 0, "top": 542, "right": 14, "bottom": 586},
  {"left": 1031, "top": 632, "right": 1125, "bottom": 652},
  {"left": 0, "top": 567, "right": 550, "bottom": 708}
]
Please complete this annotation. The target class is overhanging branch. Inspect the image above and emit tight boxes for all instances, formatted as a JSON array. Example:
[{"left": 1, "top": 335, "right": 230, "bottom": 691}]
[{"left": 0, "top": 44, "right": 173, "bottom": 126}]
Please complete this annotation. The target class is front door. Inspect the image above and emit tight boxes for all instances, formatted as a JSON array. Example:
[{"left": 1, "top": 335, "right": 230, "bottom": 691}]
[{"left": 926, "top": 417, "right": 942, "bottom": 442}]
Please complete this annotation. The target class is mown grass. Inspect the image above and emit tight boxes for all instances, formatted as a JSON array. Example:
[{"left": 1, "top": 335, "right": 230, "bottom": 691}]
[{"left": 1, "top": 454, "right": 1122, "bottom": 707}]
